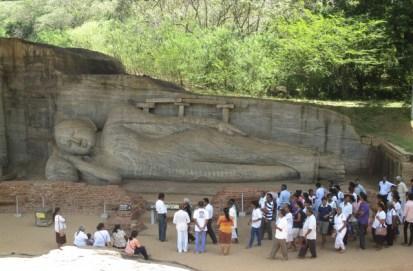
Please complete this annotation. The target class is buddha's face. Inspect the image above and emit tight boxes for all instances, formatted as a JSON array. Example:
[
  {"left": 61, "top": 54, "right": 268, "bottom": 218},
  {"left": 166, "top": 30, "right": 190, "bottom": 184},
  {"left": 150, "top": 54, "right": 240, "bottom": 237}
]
[{"left": 55, "top": 119, "right": 97, "bottom": 155}]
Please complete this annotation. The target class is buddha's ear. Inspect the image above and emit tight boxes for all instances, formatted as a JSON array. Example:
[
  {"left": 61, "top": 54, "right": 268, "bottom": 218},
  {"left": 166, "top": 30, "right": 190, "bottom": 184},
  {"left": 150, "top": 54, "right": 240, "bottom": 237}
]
[{"left": 82, "top": 118, "right": 97, "bottom": 132}]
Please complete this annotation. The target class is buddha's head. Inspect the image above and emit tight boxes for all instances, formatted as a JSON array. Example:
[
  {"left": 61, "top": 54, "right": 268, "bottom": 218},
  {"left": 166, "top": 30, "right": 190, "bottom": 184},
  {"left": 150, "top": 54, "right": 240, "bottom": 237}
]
[{"left": 55, "top": 119, "right": 97, "bottom": 155}]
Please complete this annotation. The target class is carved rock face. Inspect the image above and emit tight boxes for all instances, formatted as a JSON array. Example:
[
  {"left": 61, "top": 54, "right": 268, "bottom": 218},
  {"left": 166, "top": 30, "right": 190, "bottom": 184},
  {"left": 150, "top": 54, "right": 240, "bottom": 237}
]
[
  {"left": 55, "top": 119, "right": 97, "bottom": 155},
  {"left": 45, "top": 153, "right": 79, "bottom": 181}
]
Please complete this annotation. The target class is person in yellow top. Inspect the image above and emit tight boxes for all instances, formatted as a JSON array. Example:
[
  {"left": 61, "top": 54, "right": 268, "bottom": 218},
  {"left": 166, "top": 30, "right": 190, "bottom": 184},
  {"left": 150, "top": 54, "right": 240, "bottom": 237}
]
[
  {"left": 125, "top": 230, "right": 149, "bottom": 260},
  {"left": 217, "top": 207, "right": 234, "bottom": 255}
]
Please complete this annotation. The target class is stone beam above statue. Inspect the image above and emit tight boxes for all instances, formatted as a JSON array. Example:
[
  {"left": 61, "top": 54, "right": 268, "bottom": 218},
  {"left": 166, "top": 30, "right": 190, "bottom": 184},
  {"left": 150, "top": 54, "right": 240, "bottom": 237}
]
[{"left": 134, "top": 97, "right": 235, "bottom": 122}]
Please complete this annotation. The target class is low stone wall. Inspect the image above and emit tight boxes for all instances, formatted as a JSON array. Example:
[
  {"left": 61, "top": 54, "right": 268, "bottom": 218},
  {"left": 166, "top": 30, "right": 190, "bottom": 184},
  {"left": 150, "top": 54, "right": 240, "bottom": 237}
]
[
  {"left": 366, "top": 140, "right": 413, "bottom": 181},
  {"left": 0, "top": 181, "right": 146, "bottom": 216}
]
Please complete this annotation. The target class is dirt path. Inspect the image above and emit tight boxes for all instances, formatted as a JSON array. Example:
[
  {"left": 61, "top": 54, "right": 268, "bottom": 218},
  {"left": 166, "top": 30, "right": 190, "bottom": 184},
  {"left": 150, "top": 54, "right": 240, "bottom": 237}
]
[{"left": 0, "top": 211, "right": 412, "bottom": 271}]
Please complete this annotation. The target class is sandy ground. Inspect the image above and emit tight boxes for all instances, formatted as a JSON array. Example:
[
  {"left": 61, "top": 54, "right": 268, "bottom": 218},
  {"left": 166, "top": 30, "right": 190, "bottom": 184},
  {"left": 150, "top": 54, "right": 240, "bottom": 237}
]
[
  {"left": 1, "top": 210, "right": 413, "bottom": 271},
  {"left": 1, "top": 178, "right": 411, "bottom": 271}
]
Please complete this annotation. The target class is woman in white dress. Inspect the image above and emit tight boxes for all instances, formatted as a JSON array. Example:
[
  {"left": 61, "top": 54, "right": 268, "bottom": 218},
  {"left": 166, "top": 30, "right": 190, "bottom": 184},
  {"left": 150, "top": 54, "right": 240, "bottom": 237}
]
[
  {"left": 333, "top": 206, "right": 347, "bottom": 253},
  {"left": 284, "top": 205, "right": 294, "bottom": 249},
  {"left": 53, "top": 207, "right": 67, "bottom": 248}
]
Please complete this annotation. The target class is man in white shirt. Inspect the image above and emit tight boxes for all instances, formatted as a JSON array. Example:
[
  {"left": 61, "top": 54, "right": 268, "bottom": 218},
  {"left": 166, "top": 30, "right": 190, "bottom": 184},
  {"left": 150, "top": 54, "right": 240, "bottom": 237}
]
[
  {"left": 259, "top": 191, "right": 267, "bottom": 209},
  {"left": 378, "top": 177, "right": 395, "bottom": 204},
  {"left": 156, "top": 193, "right": 167, "bottom": 242},
  {"left": 354, "top": 178, "right": 367, "bottom": 196},
  {"left": 204, "top": 198, "right": 218, "bottom": 244},
  {"left": 193, "top": 201, "right": 208, "bottom": 253},
  {"left": 298, "top": 208, "right": 317, "bottom": 258},
  {"left": 247, "top": 200, "right": 263, "bottom": 248},
  {"left": 396, "top": 176, "right": 408, "bottom": 210},
  {"left": 173, "top": 204, "right": 191, "bottom": 253},
  {"left": 314, "top": 183, "right": 325, "bottom": 216},
  {"left": 269, "top": 209, "right": 288, "bottom": 260}
]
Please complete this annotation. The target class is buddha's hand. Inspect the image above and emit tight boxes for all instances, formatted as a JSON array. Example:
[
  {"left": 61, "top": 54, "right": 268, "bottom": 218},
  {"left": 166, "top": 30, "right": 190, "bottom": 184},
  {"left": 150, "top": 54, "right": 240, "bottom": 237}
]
[{"left": 217, "top": 122, "right": 247, "bottom": 136}]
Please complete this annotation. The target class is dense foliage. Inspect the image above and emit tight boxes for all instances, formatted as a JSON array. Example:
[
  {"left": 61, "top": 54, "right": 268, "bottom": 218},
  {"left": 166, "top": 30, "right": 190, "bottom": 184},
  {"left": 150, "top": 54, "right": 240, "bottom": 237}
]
[{"left": 0, "top": 0, "right": 412, "bottom": 100}]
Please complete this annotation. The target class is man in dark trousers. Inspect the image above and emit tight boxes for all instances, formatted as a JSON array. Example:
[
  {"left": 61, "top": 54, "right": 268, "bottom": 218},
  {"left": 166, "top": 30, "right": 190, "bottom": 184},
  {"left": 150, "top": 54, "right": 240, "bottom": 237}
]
[
  {"left": 204, "top": 198, "right": 218, "bottom": 244},
  {"left": 261, "top": 193, "right": 275, "bottom": 240},
  {"left": 183, "top": 198, "right": 195, "bottom": 242},
  {"left": 298, "top": 208, "right": 317, "bottom": 258},
  {"left": 155, "top": 193, "right": 167, "bottom": 241}
]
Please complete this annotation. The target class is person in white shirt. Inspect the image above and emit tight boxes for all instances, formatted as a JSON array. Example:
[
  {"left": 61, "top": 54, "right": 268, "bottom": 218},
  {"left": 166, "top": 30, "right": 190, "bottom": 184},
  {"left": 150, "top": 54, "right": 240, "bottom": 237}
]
[
  {"left": 269, "top": 209, "right": 288, "bottom": 260},
  {"left": 73, "top": 225, "right": 88, "bottom": 247},
  {"left": 327, "top": 193, "right": 337, "bottom": 211},
  {"left": 339, "top": 195, "right": 354, "bottom": 245},
  {"left": 354, "top": 178, "right": 367, "bottom": 196},
  {"left": 396, "top": 176, "right": 408, "bottom": 210},
  {"left": 387, "top": 186, "right": 397, "bottom": 204},
  {"left": 93, "top": 222, "right": 111, "bottom": 247},
  {"left": 340, "top": 195, "right": 353, "bottom": 220},
  {"left": 247, "top": 200, "right": 263, "bottom": 248},
  {"left": 386, "top": 202, "right": 397, "bottom": 246},
  {"left": 333, "top": 207, "right": 347, "bottom": 252},
  {"left": 335, "top": 185, "right": 345, "bottom": 205},
  {"left": 193, "top": 201, "right": 208, "bottom": 253},
  {"left": 372, "top": 203, "right": 386, "bottom": 249},
  {"left": 378, "top": 177, "right": 395, "bottom": 204},
  {"left": 173, "top": 204, "right": 191, "bottom": 253},
  {"left": 259, "top": 191, "right": 267, "bottom": 209},
  {"left": 284, "top": 205, "right": 294, "bottom": 248},
  {"left": 298, "top": 208, "right": 317, "bottom": 258},
  {"left": 53, "top": 207, "right": 67, "bottom": 248},
  {"left": 155, "top": 192, "right": 167, "bottom": 242},
  {"left": 314, "top": 183, "right": 325, "bottom": 216},
  {"left": 229, "top": 199, "right": 239, "bottom": 243},
  {"left": 393, "top": 194, "right": 403, "bottom": 222},
  {"left": 203, "top": 198, "right": 217, "bottom": 244}
]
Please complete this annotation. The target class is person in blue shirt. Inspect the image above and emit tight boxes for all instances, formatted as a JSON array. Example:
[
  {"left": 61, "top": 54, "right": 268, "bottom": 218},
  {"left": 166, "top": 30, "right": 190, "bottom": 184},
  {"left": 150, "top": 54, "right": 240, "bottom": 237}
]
[{"left": 278, "top": 184, "right": 291, "bottom": 210}]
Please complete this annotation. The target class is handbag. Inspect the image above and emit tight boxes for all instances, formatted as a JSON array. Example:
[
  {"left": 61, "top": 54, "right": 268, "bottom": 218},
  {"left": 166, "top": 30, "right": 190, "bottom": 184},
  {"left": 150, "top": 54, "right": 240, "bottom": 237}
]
[{"left": 375, "top": 225, "right": 387, "bottom": 236}]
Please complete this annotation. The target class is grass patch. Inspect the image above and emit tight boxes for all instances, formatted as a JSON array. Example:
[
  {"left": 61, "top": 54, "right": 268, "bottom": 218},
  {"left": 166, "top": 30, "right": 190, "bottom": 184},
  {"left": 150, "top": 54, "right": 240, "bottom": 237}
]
[{"left": 333, "top": 106, "right": 412, "bottom": 151}]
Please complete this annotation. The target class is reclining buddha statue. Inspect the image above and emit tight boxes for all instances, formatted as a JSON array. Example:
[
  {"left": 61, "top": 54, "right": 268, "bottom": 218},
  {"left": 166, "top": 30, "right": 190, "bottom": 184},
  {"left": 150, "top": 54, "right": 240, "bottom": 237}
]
[{"left": 46, "top": 105, "right": 344, "bottom": 184}]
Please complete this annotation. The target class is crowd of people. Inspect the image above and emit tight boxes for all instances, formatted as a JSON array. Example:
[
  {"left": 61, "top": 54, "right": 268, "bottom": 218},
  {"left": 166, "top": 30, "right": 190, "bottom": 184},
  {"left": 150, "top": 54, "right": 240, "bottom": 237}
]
[
  {"left": 52, "top": 176, "right": 413, "bottom": 262},
  {"left": 52, "top": 209, "right": 150, "bottom": 260},
  {"left": 155, "top": 176, "right": 413, "bottom": 260}
]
